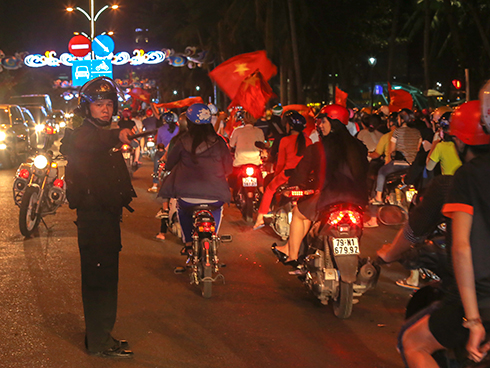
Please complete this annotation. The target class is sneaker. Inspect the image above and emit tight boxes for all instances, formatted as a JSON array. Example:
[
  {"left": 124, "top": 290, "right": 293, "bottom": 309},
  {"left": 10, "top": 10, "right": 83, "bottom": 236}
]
[
  {"left": 148, "top": 186, "right": 158, "bottom": 193},
  {"left": 155, "top": 208, "right": 169, "bottom": 219}
]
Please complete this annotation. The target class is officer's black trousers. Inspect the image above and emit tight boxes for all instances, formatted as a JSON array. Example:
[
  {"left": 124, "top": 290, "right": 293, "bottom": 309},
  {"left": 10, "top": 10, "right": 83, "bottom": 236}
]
[{"left": 76, "top": 209, "right": 122, "bottom": 353}]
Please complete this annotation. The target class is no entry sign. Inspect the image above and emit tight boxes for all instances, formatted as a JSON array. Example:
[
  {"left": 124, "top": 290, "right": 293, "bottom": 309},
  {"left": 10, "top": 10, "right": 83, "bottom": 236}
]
[{"left": 68, "top": 35, "right": 91, "bottom": 57}]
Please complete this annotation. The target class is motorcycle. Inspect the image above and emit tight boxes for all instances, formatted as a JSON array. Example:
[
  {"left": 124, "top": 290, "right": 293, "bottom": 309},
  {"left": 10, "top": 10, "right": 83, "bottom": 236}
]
[
  {"left": 120, "top": 143, "right": 137, "bottom": 178},
  {"left": 264, "top": 185, "right": 315, "bottom": 240},
  {"left": 178, "top": 204, "right": 232, "bottom": 298},
  {"left": 376, "top": 167, "right": 417, "bottom": 226},
  {"left": 13, "top": 152, "right": 65, "bottom": 237},
  {"left": 234, "top": 164, "right": 262, "bottom": 223},
  {"left": 144, "top": 134, "right": 156, "bottom": 160},
  {"left": 297, "top": 203, "right": 378, "bottom": 318}
]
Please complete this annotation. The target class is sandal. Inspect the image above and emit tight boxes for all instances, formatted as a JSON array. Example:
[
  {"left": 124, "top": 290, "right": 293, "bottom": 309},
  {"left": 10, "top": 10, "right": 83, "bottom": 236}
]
[
  {"left": 369, "top": 199, "right": 384, "bottom": 206},
  {"left": 180, "top": 246, "right": 192, "bottom": 256},
  {"left": 395, "top": 278, "right": 420, "bottom": 290},
  {"left": 154, "top": 233, "right": 166, "bottom": 241}
]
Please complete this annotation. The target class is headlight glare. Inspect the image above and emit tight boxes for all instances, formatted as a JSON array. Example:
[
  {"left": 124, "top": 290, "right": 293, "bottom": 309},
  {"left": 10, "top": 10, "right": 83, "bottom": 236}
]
[
  {"left": 0, "top": 131, "right": 6, "bottom": 141},
  {"left": 33, "top": 155, "right": 49, "bottom": 169}
]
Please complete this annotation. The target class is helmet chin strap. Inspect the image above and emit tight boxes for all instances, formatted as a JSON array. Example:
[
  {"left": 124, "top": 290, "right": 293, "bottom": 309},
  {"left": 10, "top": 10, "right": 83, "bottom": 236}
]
[{"left": 88, "top": 116, "right": 112, "bottom": 128}]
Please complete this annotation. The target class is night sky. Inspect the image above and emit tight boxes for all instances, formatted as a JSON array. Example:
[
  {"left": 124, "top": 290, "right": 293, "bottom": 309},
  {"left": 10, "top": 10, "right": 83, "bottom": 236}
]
[{"left": 0, "top": 0, "right": 140, "bottom": 56}]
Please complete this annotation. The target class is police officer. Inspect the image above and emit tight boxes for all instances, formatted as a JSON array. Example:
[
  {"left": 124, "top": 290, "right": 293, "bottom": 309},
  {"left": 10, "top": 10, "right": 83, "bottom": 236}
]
[{"left": 61, "top": 77, "right": 136, "bottom": 358}]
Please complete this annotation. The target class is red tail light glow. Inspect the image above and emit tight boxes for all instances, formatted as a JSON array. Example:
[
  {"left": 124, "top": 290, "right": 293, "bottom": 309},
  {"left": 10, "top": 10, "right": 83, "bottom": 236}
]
[
  {"left": 18, "top": 169, "right": 30, "bottom": 179},
  {"left": 198, "top": 222, "right": 215, "bottom": 233},
  {"left": 327, "top": 210, "right": 362, "bottom": 226},
  {"left": 53, "top": 179, "right": 64, "bottom": 188},
  {"left": 45, "top": 125, "right": 54, "bottom": 134},
  {"left": 245, "top": 166, "right": 255, "bottom": 176},
  {"left": 122, "top": 144, "right": 130, "bottom": 150}
]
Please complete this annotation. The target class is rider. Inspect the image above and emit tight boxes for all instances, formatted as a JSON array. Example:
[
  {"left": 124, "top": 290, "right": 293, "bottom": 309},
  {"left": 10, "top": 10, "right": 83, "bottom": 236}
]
[
  {"left": 426, "top": 110, "right": 462, "bottom": 175},
  {"left": 398, "top": 100, "right": 490, "bottom": 367},
  {"left": 253, "top": 110, "right": 311, "bottom": 229},
  {"left": 271, "top": 104, "right": 368, "bottom": 265},
  {"left": 228, "top": 109, "right": 265, "bottom": 197},
  {"left": 371, "top": 108, "right": 422, "bottom": 205},
  {"left": 157, "top": 103, "right": 233, "bottom": 254}
]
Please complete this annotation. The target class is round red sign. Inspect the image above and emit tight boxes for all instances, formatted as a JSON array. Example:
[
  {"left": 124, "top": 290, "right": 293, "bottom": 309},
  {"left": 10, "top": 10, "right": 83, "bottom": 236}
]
[{"left": 68, "top": 35, "right": 91, "bottom": 57}]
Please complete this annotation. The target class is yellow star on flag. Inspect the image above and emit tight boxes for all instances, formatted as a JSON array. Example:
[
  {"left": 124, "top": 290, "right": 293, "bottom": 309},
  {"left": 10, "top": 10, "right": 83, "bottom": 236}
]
[
  {"left": 242, "top": 74, "right": 259, "bottom": 91},
  {"left": 234, "top": 63, "right": 250, "bottom": 76}
]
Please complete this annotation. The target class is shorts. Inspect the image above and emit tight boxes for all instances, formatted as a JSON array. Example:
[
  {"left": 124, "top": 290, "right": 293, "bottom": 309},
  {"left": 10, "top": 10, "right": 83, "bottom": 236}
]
[{"left": 429, "top": 301, "right": 490, "bottom": 349}]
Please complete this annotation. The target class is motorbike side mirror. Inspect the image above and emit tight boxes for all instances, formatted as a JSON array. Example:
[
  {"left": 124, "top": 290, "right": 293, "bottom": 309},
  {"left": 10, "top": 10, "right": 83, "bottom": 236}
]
[{"left": 220, "top": 234, "right": 233, "bottom": 243}]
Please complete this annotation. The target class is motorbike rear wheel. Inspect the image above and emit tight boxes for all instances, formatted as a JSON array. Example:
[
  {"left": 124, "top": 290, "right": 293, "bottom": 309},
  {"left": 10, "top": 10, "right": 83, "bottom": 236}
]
[
  {"left": 244, "top": 196, "right": 254, "bottom": 223},
  {"left": 333, "top": 281, "right": 353, "bottom": 319},
  {"left": 19, "top": 186, "right": 41, "bottom": 237},
  {"left": 201, "top": 261, "right": 213, "bottom": 298}
]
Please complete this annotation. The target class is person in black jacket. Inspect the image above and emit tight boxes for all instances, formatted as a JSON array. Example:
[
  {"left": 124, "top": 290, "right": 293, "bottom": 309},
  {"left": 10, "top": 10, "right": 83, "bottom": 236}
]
[
  {"left": 158, "top": 103, "right": 233, "bottom": 254},
  {"left": 272, "top": 109, "right": 368, "bottom": 266},
  {"left": 61, "top": 77, "right": 136, "bottom": 358}
]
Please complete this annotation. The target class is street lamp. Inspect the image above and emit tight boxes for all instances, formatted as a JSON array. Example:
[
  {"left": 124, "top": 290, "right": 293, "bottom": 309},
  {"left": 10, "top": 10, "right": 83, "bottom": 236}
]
[
  {"left": 66, "top": 2, "right": 119, "bottom": 41},
  {"left": 368, "top": 57, "right": 377, "bottom": 113}
]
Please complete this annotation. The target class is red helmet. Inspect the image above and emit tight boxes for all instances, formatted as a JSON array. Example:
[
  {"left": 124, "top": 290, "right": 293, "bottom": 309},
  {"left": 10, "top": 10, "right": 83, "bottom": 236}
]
[
  {"left": 449, "top": 101, "right": 490, "bottom": 146},
  {"left": 146, "top": 108, "right": 153, "bottom": 117},
  {"left": 316, "top": 104, "right": 349, "bottom": 125},
  {"left": 122, "top": 108, "right": 131, "bottom": 119}
]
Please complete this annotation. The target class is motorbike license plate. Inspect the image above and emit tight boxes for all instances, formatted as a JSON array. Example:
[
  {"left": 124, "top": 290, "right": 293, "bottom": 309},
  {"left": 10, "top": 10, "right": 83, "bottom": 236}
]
[
  {"left": 406, "top": 188, "right": 417, "bottom": 203},
  {"left": 122, "top": 152, "right": 131, "bottom": 159},
  {"left": 242, "top": 177, "right": 257, "bottom": 187},
  {"left": 332, "top": 238, "right": 360, "bottom": 256}
]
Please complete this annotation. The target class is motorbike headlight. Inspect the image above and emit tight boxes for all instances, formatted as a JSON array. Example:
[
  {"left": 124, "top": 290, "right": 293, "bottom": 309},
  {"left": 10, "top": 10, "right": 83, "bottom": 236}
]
[
  {"left": 60, "top": 121, "right": 66, "bottom": 128},
  {"left": 0, "top": 131, "right": 6, "bottom": 141},
  {"left": 33, "top": 155, "right": 49, "bottom": 169},
  {"left": 35, "top": 124, "right": 45, "bottom": 133}
]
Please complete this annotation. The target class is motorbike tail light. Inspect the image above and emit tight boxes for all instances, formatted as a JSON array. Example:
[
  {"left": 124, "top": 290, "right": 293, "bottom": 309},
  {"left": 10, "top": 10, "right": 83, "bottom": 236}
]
[
  {"left": 18, "top": 169, "right": 30, "bottom": 179},
  {"left": 327, "top": 210, "right": 362, "bottom": 226},
  {"left": 53, "top": 179, "right": 64, "bottom": 188},
  {"left": 284, "top": 189, "right": 315, "bottom": 198},
  {"left": 51, "top": 162, "right": 58, "bottom": 168},
  {"left": 44, "top": 125, "right": 54, "bottom": 134},
  {"left": 198, "top": 222, "right": 215, "bottom": 233},
  {"left": 245, "top": 166, "right": 255, "bottom": 176},
  {"left": 122, "top": 144, "right": 130, "bottom": 150}
]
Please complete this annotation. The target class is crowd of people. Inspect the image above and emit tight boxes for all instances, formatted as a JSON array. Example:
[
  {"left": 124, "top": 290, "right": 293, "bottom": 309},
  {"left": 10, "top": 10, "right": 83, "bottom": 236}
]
[{"left": 61, "top": 76, "right": 490, "bottom": 366}]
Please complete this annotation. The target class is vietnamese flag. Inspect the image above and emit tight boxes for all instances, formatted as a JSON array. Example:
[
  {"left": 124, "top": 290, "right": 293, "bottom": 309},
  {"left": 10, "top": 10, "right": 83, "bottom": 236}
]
[
  {"left": 388, "top": 84, "right": 413, "bottom": 112},
  {"left": 335, "top": 86, "right": 348, "bottom": 107},
  {"left": 153, "top": 96, "right": 204, "bottom": 110},
  {"left": 129, "top": 87, "right": 151, "bottom": 103},
  {"left": 209, "top": 50, "right": 277, "bottom": 99},
  {"left": 228, "top": 70, "right": 276, "bottom": 119}
]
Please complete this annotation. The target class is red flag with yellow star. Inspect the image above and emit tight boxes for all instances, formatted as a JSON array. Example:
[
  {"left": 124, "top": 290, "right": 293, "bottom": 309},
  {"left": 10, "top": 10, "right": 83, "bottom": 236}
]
[
  {"left": 228, "top": 70, "right": 276, "bottom": 119},
  {"left": 209, "top": 50, "right": 277, "bottom": 99}
]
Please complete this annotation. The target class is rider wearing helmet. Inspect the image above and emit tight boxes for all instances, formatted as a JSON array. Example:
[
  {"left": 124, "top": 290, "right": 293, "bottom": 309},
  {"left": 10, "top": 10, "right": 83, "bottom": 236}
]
[
  {"left": 118, "top": 108, "right": 136, "bottom": 131},
  {"left": 426, "top": 111, "right": 462, "bottom": 175},
  {"left": 389, "top": 100, "right": 490, "bottom": 367},
  {"left": 61, "top": 77, "right": 135, "bottom": 358},
  {"left": 158, "top": 103, "right": 233, "bottom": 254},
  {"left": 371, "top": 108, "right": 422, "bottom": 204},
  {"left": 228, "top": 109, "right": 265, "bottom": 197},
  {"left": 267, "top": 104, "right": 286, "bottom": 140},
  {"left": 271, "top": 105, "right": 368, "bottom": 265},
  {"left": 148, "top": 110, "right": 180, "bottom": 192},
  {"left": 254, "top": 110, "right": 312, "bottom": 229}
]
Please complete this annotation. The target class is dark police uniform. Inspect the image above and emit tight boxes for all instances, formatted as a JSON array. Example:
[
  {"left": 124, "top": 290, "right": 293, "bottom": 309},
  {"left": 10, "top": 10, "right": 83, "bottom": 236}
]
[{"left": 62, "top": 120, "right": 136, "bottom": 353}]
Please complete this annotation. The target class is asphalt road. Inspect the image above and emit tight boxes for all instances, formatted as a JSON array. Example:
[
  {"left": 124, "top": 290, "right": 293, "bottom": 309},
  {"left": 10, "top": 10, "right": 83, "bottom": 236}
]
[{"left": 0, "top": 157, "right": 415, "bottom": 368}]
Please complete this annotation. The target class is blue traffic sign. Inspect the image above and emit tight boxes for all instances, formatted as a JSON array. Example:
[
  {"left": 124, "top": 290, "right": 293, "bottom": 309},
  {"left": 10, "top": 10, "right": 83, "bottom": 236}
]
[
  {"left": 92, "top": 35, "right": 115, "bottom": 58},
  {"left": 72, "top": 59, "right": 113, "bottom": 86}
]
